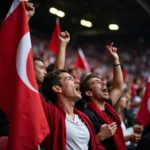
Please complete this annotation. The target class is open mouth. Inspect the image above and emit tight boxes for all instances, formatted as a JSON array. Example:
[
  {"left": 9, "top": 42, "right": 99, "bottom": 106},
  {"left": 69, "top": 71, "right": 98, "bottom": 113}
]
[
  {"left": 75, "top": 86, "right": 81, "bottom": 93},
  {"left": 102, "top": 88, "right": 108, "bottom": 94}
]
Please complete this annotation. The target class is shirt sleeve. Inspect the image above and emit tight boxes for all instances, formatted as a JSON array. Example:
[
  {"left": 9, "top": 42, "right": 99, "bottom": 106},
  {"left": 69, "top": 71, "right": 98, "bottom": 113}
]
[{"left": 121, "top": 121, "right": 134, "bottom": 136}]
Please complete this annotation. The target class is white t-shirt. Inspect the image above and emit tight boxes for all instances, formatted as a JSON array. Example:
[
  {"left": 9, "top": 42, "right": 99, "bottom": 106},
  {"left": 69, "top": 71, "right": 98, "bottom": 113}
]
[
  {"left": 121, "top": 121, "right": 134, "bottom": 145},
  {"left": 66, "top": 114, "right": 90, "bottom": 150}
]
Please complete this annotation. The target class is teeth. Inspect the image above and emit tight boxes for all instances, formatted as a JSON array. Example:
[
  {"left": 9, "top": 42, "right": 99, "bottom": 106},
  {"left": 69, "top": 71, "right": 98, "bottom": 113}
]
[{"left": 102, "top": 89, "right": 107, "bottom": 92}]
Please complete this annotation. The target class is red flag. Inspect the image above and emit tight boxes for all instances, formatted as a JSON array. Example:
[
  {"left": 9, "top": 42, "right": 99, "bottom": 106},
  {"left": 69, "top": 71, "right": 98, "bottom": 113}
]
[
  {"left": 75, "top": 48, "right": 90, "bottom": 71},
  {"left": 49, "top": 18, "right": 61, "bottom": 55},
  {"left": 0, "top": 1, "right": 49, "bottom": 149},
  {"left": 136, "top": 76, "right": 150, "bottom": 127}
]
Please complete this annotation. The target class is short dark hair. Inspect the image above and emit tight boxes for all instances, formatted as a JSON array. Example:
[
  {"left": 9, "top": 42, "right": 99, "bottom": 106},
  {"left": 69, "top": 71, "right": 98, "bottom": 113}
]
[
  {"left": 46, "top": 63, "right": 55, "bottom": 73},
  {"left": 33, "top": 57, "right": 43, "bottom": 67},
  {"left": 41, "top": 69, "right": 68, "bottom": 103},
  {"left": 33, "top": 57, "right": 43, "bottom": 62},
  {"left": 80, "top": 74, "right": 97, "bottom": 100}
]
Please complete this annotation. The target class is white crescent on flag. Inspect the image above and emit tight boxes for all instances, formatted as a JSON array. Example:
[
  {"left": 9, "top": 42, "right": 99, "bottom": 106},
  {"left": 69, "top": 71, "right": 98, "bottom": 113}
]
[
  {"left": 0, "top": 0, "right": 49, "bottom": 149},
  {"left": 16, "top": 32, "right": 38, "bottom": 93},
  {"left": 5, "top": 0, "right": 38, "bottom": 93}
]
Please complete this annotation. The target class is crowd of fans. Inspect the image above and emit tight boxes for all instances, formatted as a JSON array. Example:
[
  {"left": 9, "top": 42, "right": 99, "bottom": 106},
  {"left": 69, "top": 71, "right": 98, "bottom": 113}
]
[
  {"left": 31, "top": 34, "right": 150, "bottom": 150},
  {"left": 0, "top": 1, "right": 150, "bottom": 150}
]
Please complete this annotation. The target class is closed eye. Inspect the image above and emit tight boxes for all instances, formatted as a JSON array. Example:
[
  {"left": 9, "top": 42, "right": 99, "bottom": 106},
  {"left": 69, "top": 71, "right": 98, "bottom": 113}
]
[
  {"left": 66, "top": 76, "right": 73, "bottom": 80},
  {"left": 93, "top": 79, "right": 103, "bottom": 85},
  {"left": 93, "top": 80, "right": 100, "bottom": 84},
  {"left": 94, "top": 81, "right": 98, "bottom": 84}
]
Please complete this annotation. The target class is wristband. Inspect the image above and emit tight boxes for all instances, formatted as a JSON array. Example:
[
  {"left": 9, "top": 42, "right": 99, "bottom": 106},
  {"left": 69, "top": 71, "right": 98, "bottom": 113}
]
[{"left": 113, "top": 64, "right": 121, "bottom": 67}]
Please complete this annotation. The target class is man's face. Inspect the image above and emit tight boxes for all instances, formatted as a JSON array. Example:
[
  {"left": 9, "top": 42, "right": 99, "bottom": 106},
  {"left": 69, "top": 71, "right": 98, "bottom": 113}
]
[
  {"left": 34, "top": 60, "right": 47, "bottom": 85},
  {"left": 59, "top": 72, "right": 81, "bottom": 101},
  {"left": 87, "top": 77, "right": 109, "bottom": 101}
]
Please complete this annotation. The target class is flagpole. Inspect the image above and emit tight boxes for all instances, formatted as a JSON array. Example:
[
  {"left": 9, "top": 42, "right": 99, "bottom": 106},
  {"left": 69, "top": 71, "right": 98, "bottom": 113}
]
[{"left": 37, "top": 145, "right": 41, "bottom": 150}]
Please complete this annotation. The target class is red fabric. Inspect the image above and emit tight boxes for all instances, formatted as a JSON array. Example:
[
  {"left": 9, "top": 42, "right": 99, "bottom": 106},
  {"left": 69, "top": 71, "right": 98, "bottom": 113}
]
[
  {"left": 136, "top": 81, "right": 150, "bottom": 127},
  {"left": 131, "top": 85, "right": 137, "bottom": 95},
  {"left": 75, "top": 48, "right": 90, "bottom": 71},
  {"left": 123, "top": 69, "right": 128, "bottom": 81},
  {"left": 41, "top": 96, "right": 105, "bottom": 150},
  {"left": 0, "top": 136, "right": 8, "bottom": 150},
  {"left": 0, "top": 1, "right": 49, "bottom": 149},
  {"left": 49, "top": 18, "right": 61, "bottom": 55},
  {"left": 87, "top": 100, "right": 126, "bottom": 150}
]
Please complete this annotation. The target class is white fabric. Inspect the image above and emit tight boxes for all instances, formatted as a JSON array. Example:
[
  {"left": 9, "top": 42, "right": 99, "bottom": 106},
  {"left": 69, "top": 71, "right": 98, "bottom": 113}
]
[
  {"left": 121, "top": 121, "right": 134, "bottom": 145},
  {"left": 66, "top": 114, "right": 90, "bottom": 150},
  {"left": 132, "top": 96, "right": 141, "bottom": 115}
]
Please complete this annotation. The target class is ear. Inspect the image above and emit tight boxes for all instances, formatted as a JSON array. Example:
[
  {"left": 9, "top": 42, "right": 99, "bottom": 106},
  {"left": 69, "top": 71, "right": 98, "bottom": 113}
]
[
  {"left": 52, "top": 85, "right": 62, "bottom": 94},
  {"left": 85, "top": 91, "right": 93, "bottom": 97}
]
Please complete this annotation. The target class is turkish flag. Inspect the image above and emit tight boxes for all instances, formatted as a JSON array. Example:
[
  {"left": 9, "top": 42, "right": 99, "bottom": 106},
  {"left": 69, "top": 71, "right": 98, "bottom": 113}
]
[
  {"left": 49, "top": 18, "right": 61, "bottom": 55},
  {"left": 75, "top": 48, "right": 90, "bottom": 71},
  {"left": 136, "top": 76, "right": 150, "bottom": 127},
  {"left": 0, "top": 1, "right": 49, "bottom": 149}
]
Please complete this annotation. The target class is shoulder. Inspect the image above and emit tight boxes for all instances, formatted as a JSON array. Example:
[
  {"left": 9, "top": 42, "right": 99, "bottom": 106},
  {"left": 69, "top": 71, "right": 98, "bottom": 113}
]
[
  {"left": 75, "top": 109, "right": 96, "bottom": 124},
  {"left": 75, "top": 109, "right": 89, "bottom": 119},
  {"left": 75, "top": 109, "right": 95, "bottom": 128},
  {"left": 83, "top": 108, "right": 99, "bottom": 122},
  {"left": 40, "top": 94, "right": 62, "bottom": 116},
  {"left": 83, "top": 108, "right": 95, "bottom": 115}
]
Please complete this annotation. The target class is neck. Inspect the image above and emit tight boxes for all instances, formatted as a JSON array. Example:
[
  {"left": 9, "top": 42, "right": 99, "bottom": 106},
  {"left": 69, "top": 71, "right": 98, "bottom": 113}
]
[
  {"left": 91, "top": 97, "right": 105, "bottom": 110},
  {"left": 56, "top": 97, "right": 75, "bottom": 119}
]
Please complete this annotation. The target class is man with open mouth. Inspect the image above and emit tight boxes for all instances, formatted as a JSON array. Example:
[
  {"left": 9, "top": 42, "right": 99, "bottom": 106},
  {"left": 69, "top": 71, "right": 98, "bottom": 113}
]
[{"left": 80, "top": 43, "right": 126, "bottom": 150}]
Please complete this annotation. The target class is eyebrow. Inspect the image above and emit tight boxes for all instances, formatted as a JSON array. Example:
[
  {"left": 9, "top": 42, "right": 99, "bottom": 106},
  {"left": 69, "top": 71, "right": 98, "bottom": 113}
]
[
  {"left": 37, "top": 64, "right": 44, "bottom": 67},
  {"left": 92, "top": 79, "right": 101, "bottom": 84},
  {"left": 65, "top": 76, "right": 73, "bottom": 80}
]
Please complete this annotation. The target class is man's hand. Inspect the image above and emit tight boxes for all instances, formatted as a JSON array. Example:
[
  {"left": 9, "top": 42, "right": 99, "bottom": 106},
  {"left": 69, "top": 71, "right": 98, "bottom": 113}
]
[
  {"left": 133, "top": 124, "right": 143, "bottom": 134},
  {"left": 106, "top": 42, "right": 119, "bottom": 62},
  {"left": 129, "top": 133, "right": 141, "bottom": 143},
  {"left": 25, "top": 1, "right": 35, "bottom": 20},
  {"left": 97, "top": 122, "right": 117, "bottom": 141},
  {"left": 58, "top": 31, "right": 70, "bottom": 46}
]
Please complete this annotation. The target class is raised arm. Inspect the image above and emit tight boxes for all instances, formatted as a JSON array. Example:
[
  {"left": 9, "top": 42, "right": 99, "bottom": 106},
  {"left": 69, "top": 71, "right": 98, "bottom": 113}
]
[
  {"left": 107, "top": 43, "right": 124, "bottom": 106},
  {"left": 25, "top": 1, "right": 35, "bottom": 21},
  {"left": 54, "top": 31, "right": 70, "bottom": 70}
]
